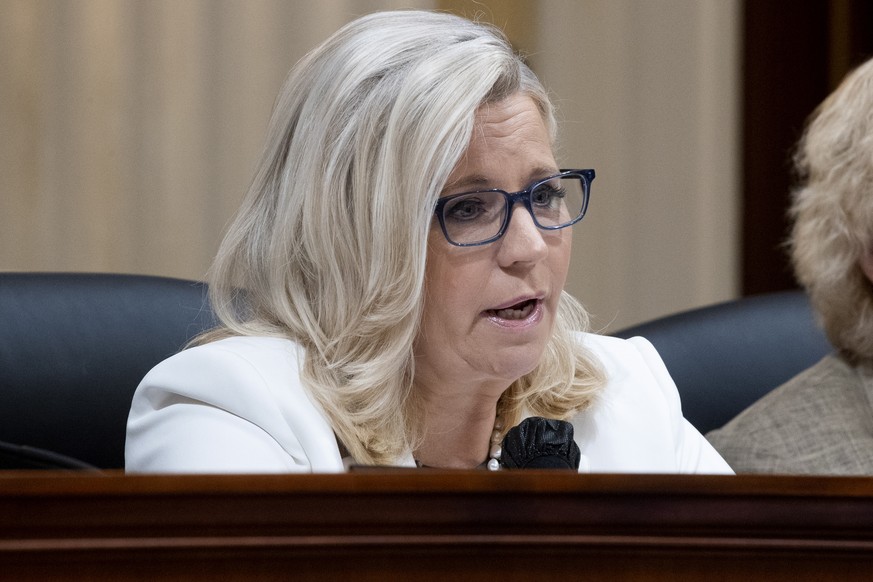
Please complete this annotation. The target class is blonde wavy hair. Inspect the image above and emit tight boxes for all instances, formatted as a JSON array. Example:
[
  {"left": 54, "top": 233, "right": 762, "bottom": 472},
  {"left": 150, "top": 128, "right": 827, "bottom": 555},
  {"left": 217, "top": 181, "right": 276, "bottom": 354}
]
[
  {"left": 789, "top": 56, "right": 873, "bottom": 364},
  {"left": 198, "top": 10, "right": 605, "bottom": 465}
]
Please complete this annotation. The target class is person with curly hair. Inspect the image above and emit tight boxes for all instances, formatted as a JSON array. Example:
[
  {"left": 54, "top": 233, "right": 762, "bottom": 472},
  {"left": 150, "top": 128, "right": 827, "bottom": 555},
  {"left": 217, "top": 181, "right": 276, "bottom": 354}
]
[{"left": 708, "top": 57, "right": 873, "bottom": 474}]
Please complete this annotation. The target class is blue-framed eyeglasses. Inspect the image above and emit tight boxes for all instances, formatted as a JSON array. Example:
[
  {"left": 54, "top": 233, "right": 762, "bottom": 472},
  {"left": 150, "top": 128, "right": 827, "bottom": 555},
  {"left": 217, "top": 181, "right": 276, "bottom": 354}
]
[{"left": 433, "top": 169, "right": 594, "bottom": 247}]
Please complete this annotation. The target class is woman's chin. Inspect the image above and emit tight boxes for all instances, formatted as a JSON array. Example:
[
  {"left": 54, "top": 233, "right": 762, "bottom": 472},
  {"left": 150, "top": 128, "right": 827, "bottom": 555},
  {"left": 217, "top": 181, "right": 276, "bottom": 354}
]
[{"left": 486, "top": 346, "right": 546, "bottom": 385}]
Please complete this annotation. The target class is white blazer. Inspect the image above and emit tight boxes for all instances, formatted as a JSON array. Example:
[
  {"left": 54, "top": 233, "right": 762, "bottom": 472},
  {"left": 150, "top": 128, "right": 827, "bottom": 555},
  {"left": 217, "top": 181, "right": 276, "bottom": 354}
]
[{"left": 125, "top": 334, "right": 733, "bottom": 474}]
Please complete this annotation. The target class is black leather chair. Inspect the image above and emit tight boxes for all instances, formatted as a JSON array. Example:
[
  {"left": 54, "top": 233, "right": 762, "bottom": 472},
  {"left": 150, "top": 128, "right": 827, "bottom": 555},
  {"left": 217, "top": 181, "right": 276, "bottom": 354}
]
[
  {"left": 613, "top": 290, "right": 833, "bottom": 435},
  {"left": 0, "top": 273, "right": 216, "bottom": 470}
]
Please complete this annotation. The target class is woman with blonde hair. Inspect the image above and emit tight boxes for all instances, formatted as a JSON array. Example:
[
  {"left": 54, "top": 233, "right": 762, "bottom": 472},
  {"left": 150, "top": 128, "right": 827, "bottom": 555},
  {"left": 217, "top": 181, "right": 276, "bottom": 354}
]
[
  {"left": 126, "top": 10, "right": 729, "bottom": 473},
  {"left": 708, "top": 56, "right": 873, "bottom": 474}
]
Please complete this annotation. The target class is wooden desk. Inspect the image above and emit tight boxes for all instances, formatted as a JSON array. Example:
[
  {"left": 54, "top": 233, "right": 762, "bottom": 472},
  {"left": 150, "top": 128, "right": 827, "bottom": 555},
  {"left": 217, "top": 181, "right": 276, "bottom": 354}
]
[{"left": 2, "top": 471, "right": 873, "bottom": 580}]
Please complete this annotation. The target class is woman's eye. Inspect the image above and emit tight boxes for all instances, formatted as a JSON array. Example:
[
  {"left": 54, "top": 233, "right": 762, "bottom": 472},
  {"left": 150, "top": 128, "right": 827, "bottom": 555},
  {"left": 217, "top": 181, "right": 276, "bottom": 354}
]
[
  {"left": 445, "top": 198, "right": 486, "bottom": 221},
  {"left": 531, "top": 185, "right": 565, "bottom": 207}
]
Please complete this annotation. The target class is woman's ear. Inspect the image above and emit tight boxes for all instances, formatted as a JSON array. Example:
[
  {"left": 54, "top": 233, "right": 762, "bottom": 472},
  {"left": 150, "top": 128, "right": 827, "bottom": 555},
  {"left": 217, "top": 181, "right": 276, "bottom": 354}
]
[{"left": 860, "top": 247, "right": 873, "bottom": 284}]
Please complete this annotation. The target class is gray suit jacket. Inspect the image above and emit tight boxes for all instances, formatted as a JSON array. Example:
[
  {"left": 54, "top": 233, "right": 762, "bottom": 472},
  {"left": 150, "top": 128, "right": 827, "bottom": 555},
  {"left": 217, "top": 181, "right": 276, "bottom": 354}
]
[{"left": 706, "top": 355, "right": 873, "bottom": 475}]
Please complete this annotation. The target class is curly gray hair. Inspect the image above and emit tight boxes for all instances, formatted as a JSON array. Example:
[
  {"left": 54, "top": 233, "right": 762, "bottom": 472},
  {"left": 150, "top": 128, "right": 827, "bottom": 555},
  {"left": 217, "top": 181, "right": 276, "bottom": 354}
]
[{"left": 789, "top": 56, "right": 873, "bottom": 363}]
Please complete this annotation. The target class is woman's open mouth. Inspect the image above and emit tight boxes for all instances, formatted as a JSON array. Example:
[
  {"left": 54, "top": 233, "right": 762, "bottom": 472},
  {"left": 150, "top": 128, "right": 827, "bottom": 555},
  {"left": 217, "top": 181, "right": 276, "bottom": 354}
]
[{"left": 485, "top": 298, "right": 539, "bottom": 321}]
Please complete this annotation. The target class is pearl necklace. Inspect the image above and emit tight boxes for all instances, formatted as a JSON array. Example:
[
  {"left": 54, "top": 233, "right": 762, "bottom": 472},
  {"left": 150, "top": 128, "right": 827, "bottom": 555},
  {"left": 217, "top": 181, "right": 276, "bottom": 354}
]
[
  {"left": 415, "top": 416, "right": 505, "bottom": 471},
  {"left": 486, "top": 416, "right": 504, "bottom": 471}
]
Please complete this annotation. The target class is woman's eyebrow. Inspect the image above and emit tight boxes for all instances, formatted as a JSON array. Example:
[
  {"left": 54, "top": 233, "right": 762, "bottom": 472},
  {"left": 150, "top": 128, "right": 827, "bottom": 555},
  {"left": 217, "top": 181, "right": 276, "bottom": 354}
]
[
  {"left": 528, "top": 165, "right": 561, "bottom": 181},
  {"left": 441, "top": 174, "right": 491, "bottom": 194},
  {"left": 443, "top": 167, "right": 560, "bottom": 194}
]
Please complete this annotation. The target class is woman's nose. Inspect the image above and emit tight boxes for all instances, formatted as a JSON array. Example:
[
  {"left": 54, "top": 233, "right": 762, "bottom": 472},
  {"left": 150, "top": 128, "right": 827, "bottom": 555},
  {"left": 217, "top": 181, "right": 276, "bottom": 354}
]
[{"left": 496, "top": 205, "right": 548, "bottom": 266}]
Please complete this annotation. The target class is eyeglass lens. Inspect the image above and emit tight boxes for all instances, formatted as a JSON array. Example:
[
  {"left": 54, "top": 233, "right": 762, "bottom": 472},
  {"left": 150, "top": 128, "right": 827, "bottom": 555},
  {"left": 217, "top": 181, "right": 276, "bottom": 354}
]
[{"left": 440, "top": 175, "right": 586, "bottom": 245}]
